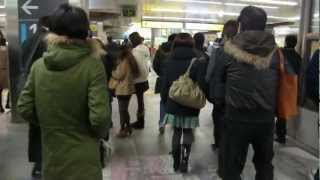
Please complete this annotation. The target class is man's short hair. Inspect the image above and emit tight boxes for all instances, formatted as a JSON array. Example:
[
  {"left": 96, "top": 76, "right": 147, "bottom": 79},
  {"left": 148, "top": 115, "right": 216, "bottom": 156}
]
[
  {"left": 38, "top": 16, "right": 50, "bottom": 28},
  {"left": 238, "top": 6, "right": 267, "bottom": 31},
  {"left": 285, "top": 34, "right": 297, "bottom": 48},
  {"left": 193, "top": 32, "right": 205, "bottom": 48},
  {"left": 223, "top": 20, "right": 238, "bottom": 39},
  {"left": 50, "top": 3, "right": 89, "bottom": 40}
]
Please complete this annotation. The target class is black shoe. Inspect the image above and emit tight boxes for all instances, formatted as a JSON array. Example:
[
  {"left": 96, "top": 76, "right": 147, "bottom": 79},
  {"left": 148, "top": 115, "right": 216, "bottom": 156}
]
[
  {"left": 0, "top": 107, "right": 4, "bottom": 113},
  {"left": 275, "top": 138, "right": 286, "bottom": 145},
  {"left": 211, "top": 144, "right": 219, "bottom": 151},
  {"left": 172, "top": 148, "right": 181, "bottom": 172},
  {"left": 31, "top": 166, "right": 42, "bottom": 178},
  {"left": 159, "top": 127, "right": 165, "bottom": 135},
  {"left": 131, "top": 120, "right": 144, "bottom": 129},
  {"left": 180, "top": 144, "right": 191, "bottom": 173}
]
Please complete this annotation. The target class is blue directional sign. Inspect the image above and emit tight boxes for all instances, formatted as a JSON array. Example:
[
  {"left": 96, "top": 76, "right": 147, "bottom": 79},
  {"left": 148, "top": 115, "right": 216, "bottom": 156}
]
[{"left": 18, "top": 0, "right": 67, "bottom": 44}]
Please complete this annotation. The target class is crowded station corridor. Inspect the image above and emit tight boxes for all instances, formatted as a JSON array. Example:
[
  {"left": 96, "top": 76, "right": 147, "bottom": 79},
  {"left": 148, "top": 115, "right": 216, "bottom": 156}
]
[
  {"left": 0, "top": 73, "right": 319, "bottom": 180},
  {"left": 0, "top": 0, "right": 319, "bottom": 180}
]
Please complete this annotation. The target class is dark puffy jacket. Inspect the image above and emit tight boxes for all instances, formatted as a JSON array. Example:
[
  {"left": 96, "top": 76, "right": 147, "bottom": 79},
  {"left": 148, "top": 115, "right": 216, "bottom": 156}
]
[
  {"left": 161, "top": 47, "right": 207, "bottom": 116},
  {"left": 153, "top": 41, "right": 172, "bottom": 93},
  {"left": 213, "top": 31, "right": 279, "bottom": 123}
]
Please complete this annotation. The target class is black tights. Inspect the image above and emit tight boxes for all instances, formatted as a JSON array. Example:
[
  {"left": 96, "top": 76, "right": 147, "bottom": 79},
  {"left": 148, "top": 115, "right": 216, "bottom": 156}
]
[
  {"left": 117, "top": 95, "right": 131, "bottom": 130},
  {"left": 172, "top": 128, "right": 194, "bottom": 150}
]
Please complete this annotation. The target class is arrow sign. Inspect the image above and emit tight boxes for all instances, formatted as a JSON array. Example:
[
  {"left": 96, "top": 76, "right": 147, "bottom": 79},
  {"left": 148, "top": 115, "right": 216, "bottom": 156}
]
[
  {"left": 29, "top": 24, "right": 37, "bottom": 34},
  {"left": 22, "top": 0, "right": 39, "bottom": 15}
]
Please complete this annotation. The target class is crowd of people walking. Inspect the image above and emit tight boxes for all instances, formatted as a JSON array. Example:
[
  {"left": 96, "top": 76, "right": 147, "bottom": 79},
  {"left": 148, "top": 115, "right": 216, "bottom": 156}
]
[{"left": 7, "top": 2, "right": 317, "bottom": 180}]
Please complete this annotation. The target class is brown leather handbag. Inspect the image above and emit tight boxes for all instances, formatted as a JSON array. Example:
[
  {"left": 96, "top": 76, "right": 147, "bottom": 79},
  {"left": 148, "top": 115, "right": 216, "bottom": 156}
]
[{"left": 277, "top": 49, "right": 298, "bottom": 120}]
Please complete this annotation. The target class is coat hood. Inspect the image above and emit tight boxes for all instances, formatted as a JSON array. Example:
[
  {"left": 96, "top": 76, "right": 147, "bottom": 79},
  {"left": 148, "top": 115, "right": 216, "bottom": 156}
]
[
  {"left": 224, "top": 31, "right": 277, "bottom": 69},
  {"left": 43, "top": 33, "right": 105, "bottom": 71}
]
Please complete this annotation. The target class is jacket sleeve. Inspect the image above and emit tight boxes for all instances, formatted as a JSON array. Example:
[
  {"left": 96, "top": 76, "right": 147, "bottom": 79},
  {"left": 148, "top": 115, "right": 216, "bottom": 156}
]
[
  {"left": 160, "top": 62, "right": 170, "bottom": 103},
  {"left": 153, "top": 49, "right": 162, "bottom": 76},
  {"left": 190, "top": 59, "right": 208, "bottom": 95},
  {"left": 17, "top": 64, "right": 37, "bottom": 124},
  {"left": 112, "top": 61, "right": 127, "bottom": 80},
  {"left": 210, "top": 50, "right": 227, "bottom": 105},
  {"left": 88, "top": 60, "right": 111, "bottom": 138}
]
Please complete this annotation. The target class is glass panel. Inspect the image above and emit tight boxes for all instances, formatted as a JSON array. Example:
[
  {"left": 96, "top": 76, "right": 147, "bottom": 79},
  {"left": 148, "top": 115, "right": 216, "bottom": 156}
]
[{"left": 312, "top": 0, "right": 319, "bottom": 32}]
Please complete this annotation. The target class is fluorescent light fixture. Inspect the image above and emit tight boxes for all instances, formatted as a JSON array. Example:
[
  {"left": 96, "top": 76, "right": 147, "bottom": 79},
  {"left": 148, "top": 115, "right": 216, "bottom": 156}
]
[
  {"left": 0, "top": 14, "right": 6, "bottom": 17},
  {"left": 268, "top": 15, "right": 300, "bottom": 21},
  {"left": 239, "top": 0, "right": 298, "bottom": 6},
  {"left": 142, "top": 16, "right": 218, "bottom": 23},
  {"left": 224, "top": 2, "right": 279, "bottom": 9},
  {"left": 185, "top": 23, "right": 223, "bottom": 31},
  {"left": 150, "top": 8, "right": 238, "bottom": 16},
  {"left": 0, "top": 5, "right": 5, "bottom": 8},
  {"left": 164, "top": 0, "right": 223, "bottom": 5},
  {"left": 142, "top": 21, "right": 183, "bottom": 28},
  {"left": 314, "top": 13, "right": 319, "bottom": 18},
  {"left": 149, "top": 8, "right": 297, "bottom": 20}
]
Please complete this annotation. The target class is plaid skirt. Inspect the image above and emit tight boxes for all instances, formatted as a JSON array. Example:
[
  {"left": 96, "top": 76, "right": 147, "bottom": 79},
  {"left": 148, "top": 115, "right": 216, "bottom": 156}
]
[{"left": 162, "top": 113, "right": 199, "bottom": 129}]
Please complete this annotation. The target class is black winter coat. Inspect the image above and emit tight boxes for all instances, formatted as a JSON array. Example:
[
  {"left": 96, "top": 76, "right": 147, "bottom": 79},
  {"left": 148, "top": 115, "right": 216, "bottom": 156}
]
[
  {"left": 153, "top": 42, "right": 172, "bottom": 93},
  {"left": 213, "top": 31, "right": 279, "bottom": 123},
  {"left": 161, "top": 47, "right": 207, "bottom": 117}
]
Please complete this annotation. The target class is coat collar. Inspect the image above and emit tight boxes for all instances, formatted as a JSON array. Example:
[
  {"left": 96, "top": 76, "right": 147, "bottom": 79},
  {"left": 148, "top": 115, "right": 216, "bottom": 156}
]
[
  {"left": 46, "top": 33, "right": 106, "bottom": 59},
  {"left": 224, "top": 40, "right": 277, "bottom": 69}
]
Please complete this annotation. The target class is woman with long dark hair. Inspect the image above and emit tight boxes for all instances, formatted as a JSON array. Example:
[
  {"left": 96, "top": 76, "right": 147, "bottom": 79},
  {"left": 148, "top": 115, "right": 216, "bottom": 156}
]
[{"left": 111, "top": 45, "right": 140, "bottom": 137}]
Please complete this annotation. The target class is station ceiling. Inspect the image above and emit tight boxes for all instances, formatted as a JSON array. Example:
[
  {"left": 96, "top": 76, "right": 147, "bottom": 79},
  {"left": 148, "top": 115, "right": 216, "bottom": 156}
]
[{"left": 141, "top": 0, "right": 301, "bottom": 24}]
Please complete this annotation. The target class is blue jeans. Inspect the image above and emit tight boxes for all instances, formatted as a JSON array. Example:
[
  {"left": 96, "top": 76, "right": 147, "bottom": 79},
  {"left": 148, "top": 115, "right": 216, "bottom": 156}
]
[{"left": 159, "top": 101, "right": 166, "bottom": 127}]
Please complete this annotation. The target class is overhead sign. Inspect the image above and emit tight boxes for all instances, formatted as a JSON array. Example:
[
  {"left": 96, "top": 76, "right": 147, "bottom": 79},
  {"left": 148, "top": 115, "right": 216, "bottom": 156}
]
[
  {"left": 18, "top": 0, "right": 67, "bottom": 43},
  {"left": 122, "top": 5, "right": 136, "bottom": 17}
]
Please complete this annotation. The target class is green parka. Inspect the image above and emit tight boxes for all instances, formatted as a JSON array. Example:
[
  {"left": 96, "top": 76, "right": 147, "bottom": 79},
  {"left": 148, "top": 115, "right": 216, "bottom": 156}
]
[{"left": 17, "top": 33, "right": 111, "bottom": 180}]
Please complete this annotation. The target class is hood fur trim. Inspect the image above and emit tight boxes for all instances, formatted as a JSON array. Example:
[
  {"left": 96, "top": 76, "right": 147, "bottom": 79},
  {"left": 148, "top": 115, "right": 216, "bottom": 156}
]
[
  {"left": 224, "top": 41, "right": 277, "bottom": 69},
  {"left": 46, "top": 33, "right": 106, "bottom": 59}
]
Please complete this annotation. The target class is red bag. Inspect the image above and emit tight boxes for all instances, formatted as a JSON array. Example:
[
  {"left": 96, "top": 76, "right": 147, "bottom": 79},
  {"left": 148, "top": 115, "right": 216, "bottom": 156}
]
[{"left": 277, "top": 49, "right": 298, "bottom": 120}]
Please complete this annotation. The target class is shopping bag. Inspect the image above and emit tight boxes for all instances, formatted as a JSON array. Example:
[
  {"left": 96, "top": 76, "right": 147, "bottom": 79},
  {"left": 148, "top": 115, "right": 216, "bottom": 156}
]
[{"left": 277, "top": 49, "right": 298, "bottom": 120}]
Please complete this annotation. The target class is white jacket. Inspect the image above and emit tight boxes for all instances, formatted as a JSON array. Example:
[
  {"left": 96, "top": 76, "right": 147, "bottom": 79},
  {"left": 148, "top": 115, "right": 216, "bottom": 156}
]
[{"left": 132, "top": 44, "right": 150, "bottom": 83}]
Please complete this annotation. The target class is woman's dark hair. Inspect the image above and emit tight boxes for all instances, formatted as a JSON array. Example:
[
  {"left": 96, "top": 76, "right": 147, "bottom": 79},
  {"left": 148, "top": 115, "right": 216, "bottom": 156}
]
[
  {"left": 129, "top": 32, "right": 143, "bottom": 48},
  {"left": 238, "top": 6, "right": 267, "bottom": 31},
  {"left": 50, "top": 3, "right": 89, "bottom": 39},
  {"left": 119, "top": 46, "right": 140, "bottom": 78},
  {"left": 285, "top": 34, "right": 297, "bottom": 48},
  {"left": 223, "top": 20, "right": 238, "bottom": 40},
  {"left": 172, "top": 33, "right": 194, "bottom": 49},
  {"left": 193, "top": 32, "right": 205, "bottom": 50},
  {"left": 168, "top": 33, "right": 177, "bottom": 42}
]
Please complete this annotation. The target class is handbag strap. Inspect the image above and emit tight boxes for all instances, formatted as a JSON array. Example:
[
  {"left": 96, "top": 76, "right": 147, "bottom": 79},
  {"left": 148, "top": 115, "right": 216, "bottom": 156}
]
[
  {"left": 278, "top": 49, "right": 285, "bottom": 72},
  {"left": 186, "top": 58, "right": 197, "bottom": 74}
]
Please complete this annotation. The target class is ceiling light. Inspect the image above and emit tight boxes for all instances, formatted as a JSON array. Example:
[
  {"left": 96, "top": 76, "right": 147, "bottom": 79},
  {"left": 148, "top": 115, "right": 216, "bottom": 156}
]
[
  {"left": 150, "top": 8, "right": 239, "bottom": 16},
  {"left": 164, "top": 0, "right": 223, "bottom": 5},
  {"left": 224, "top": 3, "right": 279, "bottom": 9},
  {"left": 142, "top": 16, "right": 218, "bottom": 23},
  {"left": 0, "top": 14, "right": 6, "bottom": 17},
  {"left": 239, "top": 0, "right": 298, "bottom": 6}
]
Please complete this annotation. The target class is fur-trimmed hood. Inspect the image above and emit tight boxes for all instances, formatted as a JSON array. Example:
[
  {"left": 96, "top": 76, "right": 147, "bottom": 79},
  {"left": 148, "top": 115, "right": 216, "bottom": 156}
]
[
  {"left": 43, "top": 33, "right": 105, "bottom": 71},
  {"left": 224, "top": 31, "right": 277, "bottom": 69}
]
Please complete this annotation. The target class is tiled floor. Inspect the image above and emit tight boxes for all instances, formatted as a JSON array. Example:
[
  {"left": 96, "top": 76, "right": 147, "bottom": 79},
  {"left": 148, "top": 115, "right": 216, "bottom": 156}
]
[{"left": 0, "top": 75, "right": 318, "bottom": 180}]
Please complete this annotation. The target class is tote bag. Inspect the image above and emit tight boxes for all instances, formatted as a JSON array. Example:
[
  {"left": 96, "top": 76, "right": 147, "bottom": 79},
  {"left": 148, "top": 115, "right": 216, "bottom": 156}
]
[
  {"left": 169, "top": 58, "right": 206, "bottom": 109},
  {"left": 277, "top": 49, "right": 298, "bottom": 120}
]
